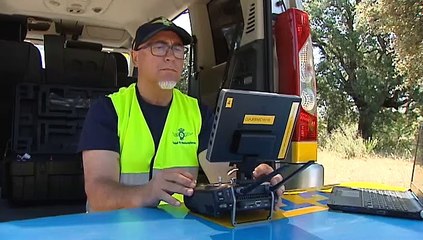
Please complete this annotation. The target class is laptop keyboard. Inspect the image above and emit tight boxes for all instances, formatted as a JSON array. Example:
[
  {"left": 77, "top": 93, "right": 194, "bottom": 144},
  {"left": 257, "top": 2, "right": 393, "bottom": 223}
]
[{"left": 361, "top": 189, "right": 410, "bottom": 211}]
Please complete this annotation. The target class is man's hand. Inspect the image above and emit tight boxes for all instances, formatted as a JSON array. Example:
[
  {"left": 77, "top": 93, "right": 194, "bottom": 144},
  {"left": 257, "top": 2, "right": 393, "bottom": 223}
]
[
  {"left": 252, "top": 164, "right": 284, "bottom": 211},
  {"left": 144, "top": 169, "right": 197, "bottom": 207}
]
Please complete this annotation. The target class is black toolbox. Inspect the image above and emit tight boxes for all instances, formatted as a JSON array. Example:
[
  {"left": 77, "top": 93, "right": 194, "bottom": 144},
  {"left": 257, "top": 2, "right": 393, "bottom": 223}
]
[
  {"left": 8, "top": 155, "right": 85, "bottom": 202},
  {"left": 1, "top": 83, "right": 115, "bottom": 203}
]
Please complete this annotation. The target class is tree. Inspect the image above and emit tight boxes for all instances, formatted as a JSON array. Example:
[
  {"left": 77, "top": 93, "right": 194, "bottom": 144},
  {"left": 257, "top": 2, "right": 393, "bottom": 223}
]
[
  {"left": 305, "top": 0, "right": 411, "bottom": 139},
  {"left": 358, "top": 0, "right": 423, "bottom": 85},
  {"left": 175, "top": 46, "right": 191, "bottom": 93},
  {"left": 359, "top": 0, "right": 423, "bottom": 125}
]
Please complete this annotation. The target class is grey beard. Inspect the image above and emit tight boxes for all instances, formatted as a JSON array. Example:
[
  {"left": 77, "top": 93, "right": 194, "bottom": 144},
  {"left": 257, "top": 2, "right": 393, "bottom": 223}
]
[{"left": 158, "top": 80, "right": 177, "bottom": 90}]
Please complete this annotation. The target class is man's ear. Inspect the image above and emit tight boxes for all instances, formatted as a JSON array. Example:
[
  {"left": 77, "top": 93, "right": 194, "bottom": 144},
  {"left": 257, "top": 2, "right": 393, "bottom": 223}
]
[{"left": 131, "top": 50, "right": 138, "bottom": 65}]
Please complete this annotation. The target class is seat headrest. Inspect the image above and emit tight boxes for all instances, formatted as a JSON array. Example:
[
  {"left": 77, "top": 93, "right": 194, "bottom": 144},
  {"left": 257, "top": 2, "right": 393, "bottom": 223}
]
[
  {"left": 111, "top": 52, "right": 128, "bottom": 75},
  {"left": 65, "top": 40, "right": 102, "bottom": 51},
  {"left": 133, "top": 67, "right": 138, "bottom": 78},
  {"left": 0, "top": 14, "right": 27, "bottom": 42}
]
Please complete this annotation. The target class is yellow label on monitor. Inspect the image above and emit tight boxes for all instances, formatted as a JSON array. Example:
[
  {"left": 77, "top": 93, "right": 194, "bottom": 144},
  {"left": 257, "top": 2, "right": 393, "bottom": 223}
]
[
  {"left": 278, "top": 102, "right": 300, "bottom": 159},
  {"left": 243, "top": 115, "right": 275, "bottom": 125},
  {"left": 225, "top": 97, "right": 233, "bottom": 108}
]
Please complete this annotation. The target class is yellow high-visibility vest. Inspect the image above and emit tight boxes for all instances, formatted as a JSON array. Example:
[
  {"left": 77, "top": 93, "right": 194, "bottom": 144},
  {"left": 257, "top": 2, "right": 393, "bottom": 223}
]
[{"left": 108, "top": 83, "right": 201, "bottom": 187}]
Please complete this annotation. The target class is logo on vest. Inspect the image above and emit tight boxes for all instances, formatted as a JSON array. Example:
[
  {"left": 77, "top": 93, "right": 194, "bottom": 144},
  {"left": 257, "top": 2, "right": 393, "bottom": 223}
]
[{"left": 173, "top": 128, "right": 196, "bottom": 145}]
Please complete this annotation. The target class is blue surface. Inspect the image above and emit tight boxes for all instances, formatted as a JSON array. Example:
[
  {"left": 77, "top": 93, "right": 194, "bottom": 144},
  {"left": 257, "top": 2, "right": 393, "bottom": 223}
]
[{"left": 0, "top": 204, "right": 422, "bottom": 240}]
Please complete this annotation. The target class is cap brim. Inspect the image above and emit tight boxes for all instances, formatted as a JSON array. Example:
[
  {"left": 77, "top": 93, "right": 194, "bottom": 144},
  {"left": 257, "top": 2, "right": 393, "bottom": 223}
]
[{"left": 143, "top": 25, "right": 192, "bottom": 45}]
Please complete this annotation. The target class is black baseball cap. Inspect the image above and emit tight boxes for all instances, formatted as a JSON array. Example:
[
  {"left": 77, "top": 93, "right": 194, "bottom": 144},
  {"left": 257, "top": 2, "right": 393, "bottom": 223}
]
[{"left": 132, "top": 16, "right": 192, "bottom": 50}]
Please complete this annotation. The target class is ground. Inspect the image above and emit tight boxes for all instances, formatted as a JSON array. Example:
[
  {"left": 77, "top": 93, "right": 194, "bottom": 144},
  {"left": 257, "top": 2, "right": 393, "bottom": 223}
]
[{"left": 318, "top": 150, "right": 414, "bottom": 188}]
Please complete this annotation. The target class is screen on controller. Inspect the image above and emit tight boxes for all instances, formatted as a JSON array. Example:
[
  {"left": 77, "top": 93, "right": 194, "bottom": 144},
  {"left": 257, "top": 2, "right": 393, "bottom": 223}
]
[{"left": 206, "top": 89, "right": 301, "bottom": 164}]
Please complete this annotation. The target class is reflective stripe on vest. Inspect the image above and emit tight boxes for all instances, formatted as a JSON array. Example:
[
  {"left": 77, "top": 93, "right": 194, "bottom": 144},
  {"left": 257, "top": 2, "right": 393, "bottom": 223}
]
[
  {"left": 108, "top": 83, "right": 201, "bottom": 186},
  {"left": 120, "top": 167, "right": 198, "bottom": 186}
]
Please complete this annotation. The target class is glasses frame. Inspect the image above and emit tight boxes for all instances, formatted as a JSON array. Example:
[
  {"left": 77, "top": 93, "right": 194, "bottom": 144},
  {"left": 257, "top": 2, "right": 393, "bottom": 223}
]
[{"left": 136, "top": 42, "right": 187, "bottom": 60}]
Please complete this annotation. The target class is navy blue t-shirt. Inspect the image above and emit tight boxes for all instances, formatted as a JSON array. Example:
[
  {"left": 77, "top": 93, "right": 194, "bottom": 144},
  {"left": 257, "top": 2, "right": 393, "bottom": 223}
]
[{"left": 78, "top": 87, "right": 214, "bottom": 154}]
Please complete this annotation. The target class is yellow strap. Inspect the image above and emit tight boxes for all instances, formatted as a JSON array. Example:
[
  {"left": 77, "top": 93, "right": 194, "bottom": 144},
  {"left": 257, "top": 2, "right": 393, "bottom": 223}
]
[{"left": 159, "top": 193, "right": 184, "bottom": 205}]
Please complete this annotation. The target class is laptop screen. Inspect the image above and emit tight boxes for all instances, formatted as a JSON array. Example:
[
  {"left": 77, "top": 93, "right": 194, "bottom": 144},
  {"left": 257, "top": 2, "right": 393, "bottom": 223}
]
[{"left": 411, "top": 124, "right": 423, "bottom": 202}]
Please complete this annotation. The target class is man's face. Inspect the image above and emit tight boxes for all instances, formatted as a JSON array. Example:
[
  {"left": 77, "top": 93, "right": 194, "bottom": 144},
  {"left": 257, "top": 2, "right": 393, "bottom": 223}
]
[{"left": 132, "top": 31, "right": 185, "bottom": 89}]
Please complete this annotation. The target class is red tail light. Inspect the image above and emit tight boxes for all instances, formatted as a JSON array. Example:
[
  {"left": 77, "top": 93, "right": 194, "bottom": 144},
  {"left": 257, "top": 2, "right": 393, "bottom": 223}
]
[
  {"left": 299, "top": 110, "right": 317, "bottom": 141},
  {"left": 275, "top": 8, "right": 318, "bottom": 161}
]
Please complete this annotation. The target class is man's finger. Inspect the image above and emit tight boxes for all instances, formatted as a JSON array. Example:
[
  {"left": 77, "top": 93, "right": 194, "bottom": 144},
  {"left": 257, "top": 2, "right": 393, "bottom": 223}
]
[
  {"left": 276, "top": 187, "right": 284, "bottom": 198},
  {"left": 164, "top": 169, "right": 195, "bottom": 181},
  {"left": 270, "top": 174, "right": 283, "bottom": 186},
  {"left": 160, "top": 190, "right": 181, "bottom": 207},
  {"left": 274, "top": 197, "right": 283, "bottom": 211},
  {"left": 162, "top": 181, "right": 194, "bottom": 196},
  {"left": 273, "top": 185, "right": 285, "bottom": 211},
  {"left": 253, "top": 164, "right": 273, "bottom": 178},
  {"left": 178, "top": 171, "right": 194, "bottom": 181},
  {"left": 164, "top": 172, "right": 196, "bottom": 188}
]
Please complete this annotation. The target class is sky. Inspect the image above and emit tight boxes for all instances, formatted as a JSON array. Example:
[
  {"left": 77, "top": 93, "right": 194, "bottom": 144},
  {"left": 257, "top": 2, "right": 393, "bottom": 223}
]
[{"left": 173, "top": 12, "right": 192, "bottom": 34}]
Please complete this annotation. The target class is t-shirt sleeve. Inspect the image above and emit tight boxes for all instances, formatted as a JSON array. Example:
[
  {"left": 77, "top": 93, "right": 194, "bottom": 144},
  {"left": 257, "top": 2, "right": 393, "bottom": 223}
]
[
  {"left": 77, "top": 96, "right": 119, "bottom": 153},
  {"left": 198, "top": 103, "right": 214, "bottom": 153}
]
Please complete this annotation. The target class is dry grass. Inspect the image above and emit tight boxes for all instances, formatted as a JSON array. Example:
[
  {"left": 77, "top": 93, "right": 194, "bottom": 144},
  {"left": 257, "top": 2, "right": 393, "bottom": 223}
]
[{"left": 317, "top": 149, "right": 415, "bottom": 188}]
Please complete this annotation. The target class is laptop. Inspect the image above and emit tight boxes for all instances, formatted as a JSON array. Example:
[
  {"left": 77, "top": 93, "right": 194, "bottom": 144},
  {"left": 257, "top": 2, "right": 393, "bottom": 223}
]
[{"left": 327, "top": 124, "right": 423, "bottom": 220}]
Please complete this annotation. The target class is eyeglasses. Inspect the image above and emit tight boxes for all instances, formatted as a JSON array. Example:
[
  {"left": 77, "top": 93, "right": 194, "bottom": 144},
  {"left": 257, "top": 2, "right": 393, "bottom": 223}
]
[{"left": 137, "top": 42, "right": 187, "bottom": 59}]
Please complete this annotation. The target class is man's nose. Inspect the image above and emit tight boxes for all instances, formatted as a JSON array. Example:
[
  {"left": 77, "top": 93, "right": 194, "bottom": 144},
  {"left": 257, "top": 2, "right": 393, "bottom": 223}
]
[{"left": 164, "top": 48, "right": 176, "bottom": 61}]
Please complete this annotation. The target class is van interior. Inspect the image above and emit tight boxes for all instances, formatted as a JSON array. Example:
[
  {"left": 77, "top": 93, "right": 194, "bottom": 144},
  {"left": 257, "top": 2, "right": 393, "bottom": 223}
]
[{"left": 0, "top": 0, "right": 293, "bottom": 219}]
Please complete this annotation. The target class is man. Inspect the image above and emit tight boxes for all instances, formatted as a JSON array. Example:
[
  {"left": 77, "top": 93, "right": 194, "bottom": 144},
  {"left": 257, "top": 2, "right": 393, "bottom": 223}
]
[{"left": 78, "top": 17, "right": 284, "bottom": 212}]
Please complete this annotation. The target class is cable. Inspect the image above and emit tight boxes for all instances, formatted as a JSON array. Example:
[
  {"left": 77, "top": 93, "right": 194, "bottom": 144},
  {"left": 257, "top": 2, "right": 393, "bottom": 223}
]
[
  {"left": 276, "top": 0, "right": 287, "bottom": 12},
  {"left": 239, "top": 160, "right": 315, "bottom": 194},
  {"left": 270, "top": 161, "right": 315, "bottom": 191},
  {"left": 213, "top": 23, "right": 243, "bottom": 112},
  {"left": 239, "top": 165, "right": 289, "bottom": 194}
]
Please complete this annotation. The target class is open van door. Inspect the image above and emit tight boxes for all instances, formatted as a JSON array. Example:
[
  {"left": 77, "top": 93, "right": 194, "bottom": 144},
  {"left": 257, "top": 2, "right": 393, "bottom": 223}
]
[{"left": 190, "top": 0, "right": 323, "bottom": 189}]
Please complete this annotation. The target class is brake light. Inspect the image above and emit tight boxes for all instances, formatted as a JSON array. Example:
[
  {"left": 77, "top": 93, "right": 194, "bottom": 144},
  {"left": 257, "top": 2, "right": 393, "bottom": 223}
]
[
  {"left": 275, "top": 8, "right": 317, "bottom": 161},
  {"left": 298, "top": 34, "right": 317, "bottom": 141}
]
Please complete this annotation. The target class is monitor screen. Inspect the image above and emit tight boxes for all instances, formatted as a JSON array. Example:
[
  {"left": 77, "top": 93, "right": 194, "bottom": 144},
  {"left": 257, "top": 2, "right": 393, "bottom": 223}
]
[
  {"left": 207, "top": 0, "right": 273, "bottom": 92},
  {"left": 206, "top": 89, "right": 301, "bottom": 163},
  {"left": 207, "top": 0, "right": 243, "bottom": 65},
  {"left": 411, "top": 124, "right": 423, "bottom": 202}
]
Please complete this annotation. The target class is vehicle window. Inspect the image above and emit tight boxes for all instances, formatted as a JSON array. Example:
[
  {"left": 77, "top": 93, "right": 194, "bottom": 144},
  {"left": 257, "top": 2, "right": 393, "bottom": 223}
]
[
  {"left": 34, "top": 43, "right": 45, "bottom": 68},
  {"left": 207, "top": 0, "right": 243, "bottom": 65},
  {"left": 121, "top": 52, "right": 131, "bottom": 74},
  {"left": 172, "top": 10, "right": 192, "bottom": 94}
]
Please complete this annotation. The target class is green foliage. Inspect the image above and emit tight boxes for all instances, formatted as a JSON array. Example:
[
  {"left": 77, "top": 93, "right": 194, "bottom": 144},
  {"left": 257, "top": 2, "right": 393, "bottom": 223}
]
[
  {"left": 316, "top": 60, "right": 358, "bottom": 133},
  {"left": 319, "top": 118, "right": 421, "bottom": 159},
  {"left": 305, "top": 0, "right": 418, "bottom": 141},
  {"left": 175, "top": 77, "right": 188, "bottom": 94},
  {"left": 175, "top": 47, "right": 191, "bottom": 94},
  {"left": 304, "top": 0, "right": 422, "bottom": 157},
  {"left": 318, "top": 122, "right": 377, "bottom": 159},
  {"left": 358, "top": 0, "right": 423, "bottom": 85},
  {"left": 372, "top": 109, "right": 421, "bottom": 158}
]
